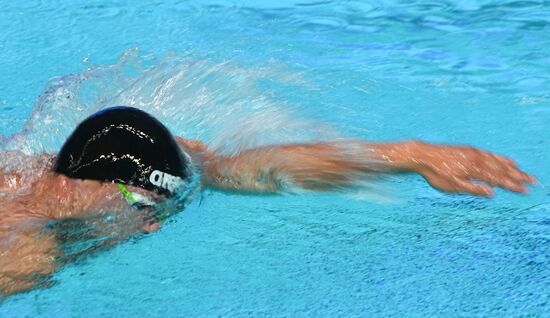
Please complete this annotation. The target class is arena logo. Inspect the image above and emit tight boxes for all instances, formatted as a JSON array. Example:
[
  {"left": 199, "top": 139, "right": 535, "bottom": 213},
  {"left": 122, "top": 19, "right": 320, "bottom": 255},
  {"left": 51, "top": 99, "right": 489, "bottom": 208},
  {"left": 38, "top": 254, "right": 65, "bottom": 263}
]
[{"left": 149, "top": 170, "right": 184, "bottom": 192}]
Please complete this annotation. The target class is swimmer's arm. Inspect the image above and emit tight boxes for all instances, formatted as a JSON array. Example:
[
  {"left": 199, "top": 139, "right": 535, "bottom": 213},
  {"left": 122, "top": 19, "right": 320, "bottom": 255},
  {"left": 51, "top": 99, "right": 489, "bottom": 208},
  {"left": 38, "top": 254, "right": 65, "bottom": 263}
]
[
  {"left": 176, "top": 138, "right": 535, "bottom": 196},
  {"left": 0, "top": 225, "right": 60, "bottom": 296}
]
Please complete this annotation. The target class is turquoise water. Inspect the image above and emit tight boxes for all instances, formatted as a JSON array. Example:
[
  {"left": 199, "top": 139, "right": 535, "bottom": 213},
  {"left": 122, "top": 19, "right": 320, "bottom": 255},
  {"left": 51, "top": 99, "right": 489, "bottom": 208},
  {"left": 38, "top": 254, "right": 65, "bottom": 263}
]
[{"left": 1, "top": 0, "right": 549, "bottom": 316}]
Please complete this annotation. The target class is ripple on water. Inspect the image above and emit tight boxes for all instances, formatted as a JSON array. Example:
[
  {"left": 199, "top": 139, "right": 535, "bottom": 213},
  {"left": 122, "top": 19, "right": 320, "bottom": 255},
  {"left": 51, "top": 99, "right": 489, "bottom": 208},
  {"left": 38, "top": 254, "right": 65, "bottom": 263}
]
[{"left": 74, "top": 4, "right": 123, "bottom": 19}]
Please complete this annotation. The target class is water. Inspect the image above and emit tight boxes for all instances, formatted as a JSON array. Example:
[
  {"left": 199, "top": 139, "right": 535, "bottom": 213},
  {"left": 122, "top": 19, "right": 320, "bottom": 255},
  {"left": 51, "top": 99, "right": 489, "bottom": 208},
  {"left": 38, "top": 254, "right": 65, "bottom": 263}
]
[{"left": 0, "top": 0, "right": 549, "bottom": 316}]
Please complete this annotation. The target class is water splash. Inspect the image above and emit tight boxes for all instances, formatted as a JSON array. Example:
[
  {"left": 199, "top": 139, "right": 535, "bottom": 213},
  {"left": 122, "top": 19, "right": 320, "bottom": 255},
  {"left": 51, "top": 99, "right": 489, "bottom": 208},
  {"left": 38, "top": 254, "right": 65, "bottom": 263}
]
[{"left": 2, "top": 50, "right": 331, "bottom": 157}]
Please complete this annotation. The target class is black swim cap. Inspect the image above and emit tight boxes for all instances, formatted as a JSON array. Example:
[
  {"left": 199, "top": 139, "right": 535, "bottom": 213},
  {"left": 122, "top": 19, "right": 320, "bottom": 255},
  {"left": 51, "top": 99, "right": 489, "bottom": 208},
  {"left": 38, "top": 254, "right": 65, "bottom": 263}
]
[{"left": 53, "top": 106, "right": 190, "bottom": 197}]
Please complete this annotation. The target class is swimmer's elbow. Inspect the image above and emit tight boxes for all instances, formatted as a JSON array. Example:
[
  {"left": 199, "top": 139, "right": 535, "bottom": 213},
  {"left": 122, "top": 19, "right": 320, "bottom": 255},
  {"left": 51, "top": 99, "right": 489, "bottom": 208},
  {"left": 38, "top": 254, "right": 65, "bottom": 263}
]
[{"left": 201, "top": 155, "right": 285, "bottom": 194}]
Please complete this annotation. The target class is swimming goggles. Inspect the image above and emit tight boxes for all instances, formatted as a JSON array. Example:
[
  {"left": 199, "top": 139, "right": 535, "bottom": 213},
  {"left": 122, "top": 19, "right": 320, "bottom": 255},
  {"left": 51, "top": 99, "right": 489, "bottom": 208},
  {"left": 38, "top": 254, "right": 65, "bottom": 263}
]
[
  {"left": 116, "top": 182, "right": 154, "bottom": 206},
  {"left": 116, "top": 183, "right": 171, "bottom": 222}
]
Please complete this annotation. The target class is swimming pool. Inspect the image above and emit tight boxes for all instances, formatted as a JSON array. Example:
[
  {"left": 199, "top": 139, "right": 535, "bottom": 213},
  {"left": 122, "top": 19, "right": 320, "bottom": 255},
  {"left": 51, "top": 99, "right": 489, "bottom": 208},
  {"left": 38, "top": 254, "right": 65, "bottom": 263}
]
[{"left": 1, "top": 0, "right": 549, "bottom": 316}]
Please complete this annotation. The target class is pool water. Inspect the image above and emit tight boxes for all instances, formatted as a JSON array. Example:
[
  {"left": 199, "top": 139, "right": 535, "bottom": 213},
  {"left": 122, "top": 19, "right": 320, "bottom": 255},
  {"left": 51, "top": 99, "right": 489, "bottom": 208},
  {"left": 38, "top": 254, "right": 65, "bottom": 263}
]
[{"left": 1, "top": 0, "right": 549, "bottom": 316}]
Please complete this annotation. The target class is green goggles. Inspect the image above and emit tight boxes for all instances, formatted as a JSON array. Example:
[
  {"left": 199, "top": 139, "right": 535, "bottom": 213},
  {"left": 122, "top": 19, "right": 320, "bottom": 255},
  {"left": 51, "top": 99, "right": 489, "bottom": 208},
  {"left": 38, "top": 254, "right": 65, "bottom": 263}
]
[
  {"left": 116, "top": 183, "right": 155, "bottom": 207},
  {"left": 116, "top": 183, "right": 170, "bottom": 222}
]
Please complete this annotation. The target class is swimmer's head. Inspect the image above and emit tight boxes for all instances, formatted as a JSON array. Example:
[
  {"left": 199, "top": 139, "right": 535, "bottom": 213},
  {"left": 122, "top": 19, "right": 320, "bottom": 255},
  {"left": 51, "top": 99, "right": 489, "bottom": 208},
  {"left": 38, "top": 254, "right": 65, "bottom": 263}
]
[{"left": 53, "top": 106, "right": 191, "bottom": 198}]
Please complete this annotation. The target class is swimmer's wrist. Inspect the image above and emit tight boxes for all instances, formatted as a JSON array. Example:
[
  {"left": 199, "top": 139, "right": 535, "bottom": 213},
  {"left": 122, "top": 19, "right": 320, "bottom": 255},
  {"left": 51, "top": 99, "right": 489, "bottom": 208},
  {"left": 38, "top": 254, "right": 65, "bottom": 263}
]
[{"left": 371, "top": 140, "right": 429, "bottom": 172}]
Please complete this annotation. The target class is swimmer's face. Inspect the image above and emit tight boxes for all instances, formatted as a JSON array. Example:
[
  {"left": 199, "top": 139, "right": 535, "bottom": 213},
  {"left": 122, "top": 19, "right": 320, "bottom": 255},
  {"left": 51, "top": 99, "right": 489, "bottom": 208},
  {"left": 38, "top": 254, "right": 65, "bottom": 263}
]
[{"left": 52, "top": 174, "right": 163, "bottom": 219}]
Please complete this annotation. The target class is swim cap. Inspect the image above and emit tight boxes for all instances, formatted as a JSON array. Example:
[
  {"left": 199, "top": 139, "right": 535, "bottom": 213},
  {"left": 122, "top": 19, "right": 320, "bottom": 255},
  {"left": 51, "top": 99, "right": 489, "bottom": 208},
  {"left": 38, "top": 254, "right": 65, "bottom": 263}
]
[{"left": 53, "top": 106, "right": 190, "bottom": 197}]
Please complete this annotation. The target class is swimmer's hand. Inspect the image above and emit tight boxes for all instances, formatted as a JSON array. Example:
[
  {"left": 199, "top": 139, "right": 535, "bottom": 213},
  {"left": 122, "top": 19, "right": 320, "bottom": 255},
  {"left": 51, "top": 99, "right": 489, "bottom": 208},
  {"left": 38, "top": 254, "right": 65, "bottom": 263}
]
[{"left": 374, "top": 141, "right": 537, "bottom": 196}]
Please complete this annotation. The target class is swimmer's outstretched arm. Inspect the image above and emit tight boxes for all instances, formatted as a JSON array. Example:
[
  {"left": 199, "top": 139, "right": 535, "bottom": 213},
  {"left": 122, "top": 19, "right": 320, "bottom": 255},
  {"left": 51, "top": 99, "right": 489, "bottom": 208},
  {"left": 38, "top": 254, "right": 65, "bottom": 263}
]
[{"left": 176, "top": 138, "right": 536, "bottom": 197}]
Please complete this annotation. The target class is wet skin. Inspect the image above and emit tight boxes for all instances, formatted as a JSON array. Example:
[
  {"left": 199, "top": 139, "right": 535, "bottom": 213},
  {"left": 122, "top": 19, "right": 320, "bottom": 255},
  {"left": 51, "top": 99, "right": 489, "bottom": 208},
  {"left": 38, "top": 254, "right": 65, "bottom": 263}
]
[{"left": 0, "top": 138, "right": 536, "bottom": 295}]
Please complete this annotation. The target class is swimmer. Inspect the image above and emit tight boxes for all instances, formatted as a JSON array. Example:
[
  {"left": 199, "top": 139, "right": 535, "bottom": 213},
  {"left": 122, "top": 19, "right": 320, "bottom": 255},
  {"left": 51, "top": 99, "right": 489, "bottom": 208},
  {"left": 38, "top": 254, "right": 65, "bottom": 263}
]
[{"left": 0, "top": 106, "right": 536, "bottom": 296}]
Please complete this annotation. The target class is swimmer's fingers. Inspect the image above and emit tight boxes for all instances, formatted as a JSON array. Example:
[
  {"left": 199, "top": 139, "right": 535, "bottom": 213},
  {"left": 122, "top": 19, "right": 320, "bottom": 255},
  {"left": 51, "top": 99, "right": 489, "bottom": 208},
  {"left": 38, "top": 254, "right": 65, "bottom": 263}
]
[
  {"left": 470, "top": 152, "right": 536, "bottom": 193},
  {"left": 485, "top": 152, "right": 536, "bottom": 184},
  {"left": 423, "top": 171, "right": 494, "bottom": 196},
  {"left": 500, "top": 158, "right": 536, "bottom": 184},
  {"left": 453, "top": 178, "right": 495, "bottom": 197},
  {"left": 475, "top": 172, "right": 526, "bottom": 193}
]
